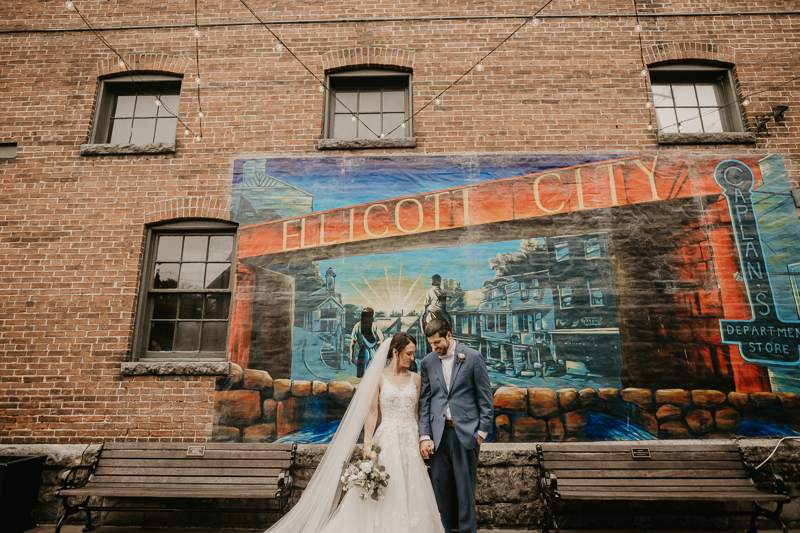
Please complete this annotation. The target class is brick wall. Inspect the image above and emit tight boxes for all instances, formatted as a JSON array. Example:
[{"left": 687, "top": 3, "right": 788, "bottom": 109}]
[{"left": 1, "top": 0, "right": 799, "bottom": 445}]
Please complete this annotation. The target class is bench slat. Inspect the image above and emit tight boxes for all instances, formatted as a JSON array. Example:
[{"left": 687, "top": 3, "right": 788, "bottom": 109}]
[
  {"left": 559, "top": 478, "right": 754, "bottom": 487},
  {"left": 545, "top": 460, "right": 744, "bottom": 470},
  {"left": 95, "top": 467, "right": 284, "bottom": 477},
  {"left": 540, "top": 443, "right": 739, "bottom": 453},
  {"left": 98, "top": 459, "right": 291, "bottom": 469},
  {"left": 542, "top": 451, "right": 741, "bottom": 462},
  {"left": 62, "top": 486, "right": 280, "bottom": 498},
  {"left": 103, "top": 443, "right": 295, "bottom": 451},
  {"left": 554, "top": 469, "right": 748, "bottom": 479},
  {"left": 101, "top": 450, "right": 291, "bottom": 460},
  {"left": 560, "top": 485, "right": 758, "bottom": 493},
  {"left": 557, "top": 491, "right": 790, "bottom": 502},
  {"left": 90, "top": 475, "right": 281, "bottom": 485}
]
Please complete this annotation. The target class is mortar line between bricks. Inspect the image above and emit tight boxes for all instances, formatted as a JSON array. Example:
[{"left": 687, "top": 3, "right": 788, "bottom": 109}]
[{"left": 2, "top": 10, "right": 800, "bottom": 34}]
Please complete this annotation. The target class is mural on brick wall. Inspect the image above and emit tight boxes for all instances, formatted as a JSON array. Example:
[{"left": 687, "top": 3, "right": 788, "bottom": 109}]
[{"left": 212, "top": 153, "right": 800, "bottom": 443}]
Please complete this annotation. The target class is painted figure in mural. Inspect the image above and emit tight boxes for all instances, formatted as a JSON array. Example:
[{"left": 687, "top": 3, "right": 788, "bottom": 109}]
[
  {"left": 420, "top": 274, "right": 452, "bottom": 332},
  {"left": 264, "top": 332, "right": 444, "bottom": 533},
  {"left": 349, "top": 307, "right": 385, "bottom": 378},
  {"left": 419, "top": 318, "right": 494, "bottom": 533}
]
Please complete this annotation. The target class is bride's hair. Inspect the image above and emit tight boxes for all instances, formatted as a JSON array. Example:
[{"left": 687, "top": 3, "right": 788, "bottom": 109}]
[{"left": 388, "top": 331, "right": 416, "bottom": 360}]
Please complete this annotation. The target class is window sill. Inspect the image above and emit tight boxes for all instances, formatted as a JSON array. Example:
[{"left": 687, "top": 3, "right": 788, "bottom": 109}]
[
  {"left": 121, "top": 360, "right": 231, "bottom": 376},
  {"left": 657, "top": 132, "right": 756, "bottom": 145},
  {"left": 80, "top": 142, "right": 177, "bottom": 156},
  {"left": 317, "top": 137, "right": 417, "bottom": 150}
]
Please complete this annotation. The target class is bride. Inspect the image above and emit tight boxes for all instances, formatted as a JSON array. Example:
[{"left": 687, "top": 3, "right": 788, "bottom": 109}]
[{"left": 266, "top": 332, "right": 444, "bottom": 533}]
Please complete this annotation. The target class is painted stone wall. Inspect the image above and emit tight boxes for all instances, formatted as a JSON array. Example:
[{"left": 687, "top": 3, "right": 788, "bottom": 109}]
[{"left": 216, "top": 152, "right": 800, "bottom": 444}]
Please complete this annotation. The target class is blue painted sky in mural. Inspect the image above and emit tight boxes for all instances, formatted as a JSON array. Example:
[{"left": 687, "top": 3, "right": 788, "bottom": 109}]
[{"left": 232, "top": 154, "right": 625, "bottom": 213}]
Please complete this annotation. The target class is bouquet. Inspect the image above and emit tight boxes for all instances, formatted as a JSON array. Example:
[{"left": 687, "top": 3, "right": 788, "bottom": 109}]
[{"left": 340, "top": 445, "right": 390, "bottom": 501}]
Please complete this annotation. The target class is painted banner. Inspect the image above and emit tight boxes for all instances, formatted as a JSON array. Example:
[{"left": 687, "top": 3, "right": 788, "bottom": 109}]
[{"left": 213, "top": 153, "right": 800, "bottom": 444}]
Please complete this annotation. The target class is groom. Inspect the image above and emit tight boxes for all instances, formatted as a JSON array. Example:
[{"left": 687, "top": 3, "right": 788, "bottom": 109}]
[{"left": 418, "top": 317, "right": 494, "bottom": 533}]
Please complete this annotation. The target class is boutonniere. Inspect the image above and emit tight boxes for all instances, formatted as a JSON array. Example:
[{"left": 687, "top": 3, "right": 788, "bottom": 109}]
[{"left": 456, "top": 353, "right": 466, "bottom": 366}]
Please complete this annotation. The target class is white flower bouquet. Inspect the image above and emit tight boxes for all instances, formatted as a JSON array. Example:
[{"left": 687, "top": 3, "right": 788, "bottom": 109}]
[{"left": 340, "top": 445, "right": 390, "bottom": 501}]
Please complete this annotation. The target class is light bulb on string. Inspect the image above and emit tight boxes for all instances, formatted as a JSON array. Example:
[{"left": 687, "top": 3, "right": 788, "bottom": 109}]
[
  {"left": 195, "top": 76, "right": 201, "bottom": 84},
  {"left": 184, "top": 128, "right": 190, "bottom": 136},
  {"left": 531, "top": 17, "right": 540, "bottom": 27},
  {"left": 318, "top": 85, "right": 324, "bottom": 93},
  {"left": 645, "top": 101, "right": 652, "bottom": 109},
  {"left": 155, "top": 99, "right": 161, "bottom": 107},
  {"left": 195, "top": 134, "right": 202, "bottom": 142},
  {"left": 677, "top": 122, "right": 683, "bottom": 131},
  {"left": 634, "top": 23, "right": 643, "bottom": 33},
  {"left": 742, "top": 97, "right": 750, "bottom": 107},
  {"left": 118, "top": 58, "right": 126, "bottom": 69},
  {"left": 647, "top": 123, "right": 653, "bottom": 131},
  {"left": 640, "top": 68, "right": 648, "bottom": 77},
  {"left": 380, "top": 133, "right": 386, "bottom": 139},
  {"left": 275, "top": 43, "right": 284, "bottom": 52},
  {"left": 476, "top": 62, "right": 484, "bottom": 72},
  {"left": 66, "top": 1, "right": 74, "bottom": 10},
  {"left": 351, "top": 115, "right": 356, "bottom": 122},
  {"left": 435, "top": 96, "right": 441, "bottom": 105},
  {"left": 198, "top": 111, "right": 204, "bottom": 118},
  {"left": 193, "top": 26, "right": 201, "bottom": 38},
  {"left": 401, "top": 122, "right": 406, "bottom": 129}
]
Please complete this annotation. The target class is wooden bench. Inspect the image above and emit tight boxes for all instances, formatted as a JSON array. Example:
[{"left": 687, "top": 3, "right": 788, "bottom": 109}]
[
  {"left": 536, "top": 442, "right": 791, "bottom": 533},
  {"left": 55, "top": 442, "right": 296, "bottom": 533}
]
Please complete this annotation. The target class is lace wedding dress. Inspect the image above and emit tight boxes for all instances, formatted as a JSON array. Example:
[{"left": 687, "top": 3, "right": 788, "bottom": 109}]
[{"left": 319, "top": 374, "right": 445, "bottom": 533}]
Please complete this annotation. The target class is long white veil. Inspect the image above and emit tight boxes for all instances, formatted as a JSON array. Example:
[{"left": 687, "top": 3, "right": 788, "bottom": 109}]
[{"left": 266, "top": 337, "right": 391, "bottom": 533}]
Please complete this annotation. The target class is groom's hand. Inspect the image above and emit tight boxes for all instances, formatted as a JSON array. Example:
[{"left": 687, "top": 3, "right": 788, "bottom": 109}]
[
  {"left": 419, "top": 440, "right": 434, "bottom": 457},
  {"left": 476, "top": 435, "right": 485, "bottom": 446}
]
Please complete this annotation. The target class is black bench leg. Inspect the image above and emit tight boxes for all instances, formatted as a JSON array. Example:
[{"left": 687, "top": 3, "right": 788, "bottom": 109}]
[
  {"left": 55, "top": 496, "right": 87, "bottom": 533},
  {"left": 82, "top": 507, "right": 95, "bottom": 532},
  {"left": 749, "top": 502, "right": 788, "bottom": 533}
]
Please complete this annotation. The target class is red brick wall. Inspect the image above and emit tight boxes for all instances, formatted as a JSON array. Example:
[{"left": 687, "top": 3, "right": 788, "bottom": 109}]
[{"left": 1, "top": 0, "right": 798, "bottom": 443}]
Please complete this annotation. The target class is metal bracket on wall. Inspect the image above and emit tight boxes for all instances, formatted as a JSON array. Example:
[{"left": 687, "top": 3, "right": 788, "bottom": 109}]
[{"left": 792, "top": 189, "right": 800, "bottom": 208}]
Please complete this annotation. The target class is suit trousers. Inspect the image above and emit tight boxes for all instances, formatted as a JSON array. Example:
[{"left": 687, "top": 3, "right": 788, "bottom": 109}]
[{"left": 429, "top": 426, "right": 479, "bottom": 533}]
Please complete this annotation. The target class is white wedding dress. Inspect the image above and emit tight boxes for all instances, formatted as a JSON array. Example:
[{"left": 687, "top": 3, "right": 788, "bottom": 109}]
[{"left": 319, "top": 374, "right": 445, "bottom": 533}]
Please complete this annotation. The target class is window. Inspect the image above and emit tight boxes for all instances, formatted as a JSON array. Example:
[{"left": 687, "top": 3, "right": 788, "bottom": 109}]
[
  {"left": 0, "top": 142, "right": 17, "bottom": 159},
  {"left": 90, "top": 75, "right": 182, "bottom": 145},
  {"left": 324, "top": 70, "right": 412, "bottom": 140},
  {"left": 588, "top": 282, "right": 604, "bottom": 306},
  {"left": 559, "top": 286, "right": 573, "bottom": 308},
  {"left": 555, "top": 242, "right": 570, "bottom": 262},
  {"left": 650, "top": 64, "right": 743, "bottom": 134},
  {"left": 132, "top": 221, "right": 237, "bottom": 360},
  {"left": 584, "top": 238, "right": 601, "bottom": 259}
]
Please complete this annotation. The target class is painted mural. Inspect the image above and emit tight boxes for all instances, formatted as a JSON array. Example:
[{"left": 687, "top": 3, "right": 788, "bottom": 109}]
[{"left": 212, "top": 153, "right": 800, "bottom": 444}]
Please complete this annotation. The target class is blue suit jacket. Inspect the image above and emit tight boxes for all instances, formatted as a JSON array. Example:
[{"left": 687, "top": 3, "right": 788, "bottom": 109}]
[{"left": 418, "top": 342, "right": 494, "bottom": 450}]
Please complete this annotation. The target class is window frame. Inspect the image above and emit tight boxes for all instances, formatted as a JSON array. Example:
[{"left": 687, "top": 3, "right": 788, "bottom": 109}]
[
  {"left": 322, "top": 69, "right": 414, "bottom": 140},
  {"left": 88, "top": 74, "right": 183, "bottom": 147},
  {"left": 648, "top": 63, "right": 744, "bottom": 134},
  {"left": 131, "top": 220, "right": 238, "bottom": 362}
]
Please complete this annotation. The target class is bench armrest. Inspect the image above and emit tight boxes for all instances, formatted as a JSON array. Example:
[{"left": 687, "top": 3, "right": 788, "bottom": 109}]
[
  {"left": 58, "top": 465, "right": 95, "bottom": 491},
  {"left": 539, "top": 469, "right": 559, "bottom": 501}
]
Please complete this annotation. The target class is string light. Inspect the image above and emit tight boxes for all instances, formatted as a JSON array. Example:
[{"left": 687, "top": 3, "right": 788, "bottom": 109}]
[
  {"left": 677, "top": 122, "right": 683, "bottom": 131},
  {"left": 742, "top": 97, "right": 750, "bottom": 107},
  {"left": 645, "top": 101, "right": 652, "bottom": 108},
  {"left": 401, "top": 122, "right": 406, "bottom": 129},
  {"left": 634, "top": 23, "right": 642, "bottom": 32},
  {"left": 435, "top": 97, "right": 442, "bottom": 105},
  {"left": 65, "top": 1, "right": 74, "bottom": 9},
  {"left": 275, "top": 43, "right": 283, "bottom": 52},
  {"left": 647, "top": 123, "right": 653, "bottom": 130},
  {"left": 195, "top": 76, "right": 201, "bottom": 84},
  {"left": 118, "top": 58, "right": 126, "bottom": 69},
  {"left": 199, "top": 111, "right": 204, "bottom": 118},
  {"left": 318, "top": 85, "right": 324, "bottom": 93},
  {"left": 351, "top": 115, "right": 356, "bottom": 122},
  {"left": 640, "top": 68, "right": 648, "bottom": 77},
  {"left": 531, "top": 17, "right": 540, "bottom": 27},
  {"left": 380, "top": 133, "right": 386, "bottom": 138},
  {"left": 476, "top": 62, "right": 484, "bottom": 72},
  {"left": 193, "top": 26, "right": 201, "bottom": 38},
  {"left": 195, "top": 134, "right": 202, "bottom": 141},
  {"left": 184, "top": 128, "right": 191, "bottom": 135},
  {"left": 155, "top": 98, "right": 161, "bottom": 106}
]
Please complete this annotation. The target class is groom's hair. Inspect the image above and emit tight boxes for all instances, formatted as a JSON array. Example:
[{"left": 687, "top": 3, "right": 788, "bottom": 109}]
[{"left": 424, "top": 317, "right": 451, "bottom": 339}]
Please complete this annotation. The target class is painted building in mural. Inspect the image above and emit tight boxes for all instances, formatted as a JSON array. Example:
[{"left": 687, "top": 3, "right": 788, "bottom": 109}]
[{"left": 2, "top": 0, "right": 800, "bottom": 504}]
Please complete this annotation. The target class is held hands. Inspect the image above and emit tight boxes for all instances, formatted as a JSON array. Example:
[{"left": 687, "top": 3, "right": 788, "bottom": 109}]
[{"left": 419, "top": 440, "right": 435, "bottom": 458}]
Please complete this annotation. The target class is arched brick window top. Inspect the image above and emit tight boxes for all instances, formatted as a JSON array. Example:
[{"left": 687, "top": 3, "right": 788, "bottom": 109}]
[
  {"left": 321, "top": 47, "right": 414, "bottom": 73},
  {"left": 97, "top": 54, "right": 191, "bottom": 79},
  {"left": 144, "top": 197, "right": 233, "bottom": 226},
  {"left": 643, "top": 43, "right": 735, "bottom": 68}
]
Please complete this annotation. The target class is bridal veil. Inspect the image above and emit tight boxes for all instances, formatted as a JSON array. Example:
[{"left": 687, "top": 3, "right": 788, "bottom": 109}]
[{"left": 265, "top": 338, "right": 391, "bottom": 533}]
